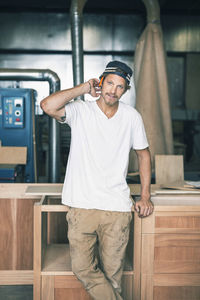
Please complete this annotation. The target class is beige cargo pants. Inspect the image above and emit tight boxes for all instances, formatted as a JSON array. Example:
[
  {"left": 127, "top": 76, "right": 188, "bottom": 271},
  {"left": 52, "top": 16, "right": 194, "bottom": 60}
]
[{"left": 67, "top": 208, "right": 132, "bottom": 300}]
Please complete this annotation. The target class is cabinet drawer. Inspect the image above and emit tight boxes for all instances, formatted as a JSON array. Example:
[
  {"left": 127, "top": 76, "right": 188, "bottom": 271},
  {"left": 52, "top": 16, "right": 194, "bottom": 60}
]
[
  {"left": 155, "top": 212, "right": 200, "bottom": 234},
  {"left": 154, "top": 234, "right": 200, "bottom": 273}
]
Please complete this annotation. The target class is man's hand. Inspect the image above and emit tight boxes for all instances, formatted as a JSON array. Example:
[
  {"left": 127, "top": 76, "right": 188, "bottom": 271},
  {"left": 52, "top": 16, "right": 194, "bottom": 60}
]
[
  {"left": 87, "top": 79, "right": 101, "bottom": 97},
  {"left": 134, "top": 198, "right": 154, "bottom": 218}
]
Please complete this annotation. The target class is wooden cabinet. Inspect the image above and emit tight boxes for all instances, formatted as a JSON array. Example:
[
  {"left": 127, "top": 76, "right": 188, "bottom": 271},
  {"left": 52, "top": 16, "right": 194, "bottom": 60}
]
[
  {"left": 1, "top": 184, "right": 200, "bottom": 300},
  {"left": 0, "top": 184, "right": 41, "bottom": 287},
  {"left": 34, "top": 195, "right": 135, "bottom": 300},
  {"left": 140, "top": 195, "right": 200, "bottom": 300}
]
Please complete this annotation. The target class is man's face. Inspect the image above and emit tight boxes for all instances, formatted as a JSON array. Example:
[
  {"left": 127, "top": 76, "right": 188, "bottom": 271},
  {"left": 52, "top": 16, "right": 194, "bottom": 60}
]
[{"left": 100, "top": 74, "right": 126, "bottom": 107}]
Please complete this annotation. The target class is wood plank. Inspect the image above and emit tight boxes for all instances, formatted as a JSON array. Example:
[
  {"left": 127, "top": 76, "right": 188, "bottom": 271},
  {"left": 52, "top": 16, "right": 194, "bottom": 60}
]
[
  {"left": 133, "top": 213, "right": 142, "bottom": 300},
  {"left": 33, "top": 204, "right": 42, "bottom": 300},
  {"left": 142, "top": 212, "right": 155, "bottom": 233},
  {"left": 26, "top": 185, "right": 63, "bottom": 196},
  {"left": 0, "top": 183, "right": 46, "bottom": 198},
  {"left": 154, "top": 261, "right": 200, "bottom": 273},
  {"left": 155, "top": 211, "right": 200, "bottom": 217},
  {"left": 55, "top": 288, "right": 92, "bottom": 300},
  {"left": 154, "top": 274, "right": 200, "bottom": 286},
  {"left": 0, "top": 146, "right": 27, "bottom": 164},
  {"left": 155, "top": 228, "right": 200, "bottom": 234},
  {"left": 155, "top": 216, "right": 200, "bottom": 230},
  {"left": 141, "top": 275, "right": 153, "bottom": 300},
  {"left": 0, "top": 270, "right": 33, "bottom": 285},
  {"left": 155, "top": 234, "right": 200, "bottom": 247},
  {"left": 154, "top": 286, "right": 200, "bottom": 300},
  {"left": 42, "top": 244, "right": 71, "bottom": 273},
  {"left": 42, "top": 275, "right": 54, "bottom": 300},
  {"left": 0, "top": 198, "right": 15, "bottom": 270},
  {"left": 16, "top": 198, "right": 39, "bottom": 269},
  {"left": 54, "top": 275, "right": 83, "bottom": 289},
  {"left": 41, "top": 205, "right": 69, "bottom": 212},
  {"left": 155, "top": 189, "right": 200, "bottom": 195},
  {"left": 141, "top": 234, "right": 154, "bottom": 275},
  {"left": 155, "top": 155, "right": 184, "bottom": 185}
]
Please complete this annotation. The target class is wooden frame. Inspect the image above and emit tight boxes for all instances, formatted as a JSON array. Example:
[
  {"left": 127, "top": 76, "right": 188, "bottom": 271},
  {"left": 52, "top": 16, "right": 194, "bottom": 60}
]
[{"left": 33, "top": 195, "right": 137, "bottom": 300}]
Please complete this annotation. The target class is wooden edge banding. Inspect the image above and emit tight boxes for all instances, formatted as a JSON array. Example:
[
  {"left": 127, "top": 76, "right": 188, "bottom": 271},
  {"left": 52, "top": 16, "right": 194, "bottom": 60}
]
[{"left": 41, "top": 205, "right": 69, "bottom": 212}]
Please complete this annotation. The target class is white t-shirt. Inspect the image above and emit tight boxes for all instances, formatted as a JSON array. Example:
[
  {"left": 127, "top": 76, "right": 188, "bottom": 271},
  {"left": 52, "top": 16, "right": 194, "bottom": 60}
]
[{"left": 61, "top": 100, "right": 148, "bottom": 212}]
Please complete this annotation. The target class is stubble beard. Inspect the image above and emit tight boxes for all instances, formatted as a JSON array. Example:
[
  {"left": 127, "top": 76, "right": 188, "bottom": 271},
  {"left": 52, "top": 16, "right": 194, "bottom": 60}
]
[{"left": 101, "top": 92, "right": 119, "bottom": 107}]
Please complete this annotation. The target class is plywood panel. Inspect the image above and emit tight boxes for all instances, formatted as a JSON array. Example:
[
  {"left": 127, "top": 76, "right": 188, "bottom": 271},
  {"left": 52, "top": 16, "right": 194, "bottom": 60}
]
[
  {"left": 141, "top": 275, "right": 153, "bottom": 300},
  {"left": 16, "top": 198, "right": 39, "bottom": 269},
  {"left": 55, "top": 288, "right": 92, "bottom": 300},
  {"left": 142, "top": 212, "right": 155, "bottom": 234},
  {"left": 141, "top": 235, "right": 154, "bottom": 274},
  {"left": 155, "top": 155, "right": 184, "bottom": 185},
  {"left": 42, "top": 276, "right": 54, "bottom": 300},
  {"left": 155, "top": 216, "right": 200, "bottom": 233},
  {"left": 154, "top": 234, "right": 200, "bottom": 273},
  {"left": 154, "top": 274, "right": 200, "bottom": 286},
  {"left": 0, "top": 197, "right": 39, "bottom": 270},
  {"left": 154, "top": 286, "right": 200, "bottom": 300},
  {"left": 0, "top": 198, "right": 15, "bottom": 270},
  {"left": 155, "top": 261, "right": 200, "bottom": 273},
  {"left": 133, "top": 213, "right": 142, "bottom": 300},
  {"left": 155, "top": 234, "right": 200, "bottom": 247},
  {"left": 54, "top": 275, "right": 83, "bottom": 289}
]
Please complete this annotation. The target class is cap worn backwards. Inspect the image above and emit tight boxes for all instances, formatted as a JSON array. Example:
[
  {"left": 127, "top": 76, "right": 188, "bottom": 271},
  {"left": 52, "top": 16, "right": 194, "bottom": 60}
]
[{"left": 100, "top": 61, "right": 133, "bottom": 85}]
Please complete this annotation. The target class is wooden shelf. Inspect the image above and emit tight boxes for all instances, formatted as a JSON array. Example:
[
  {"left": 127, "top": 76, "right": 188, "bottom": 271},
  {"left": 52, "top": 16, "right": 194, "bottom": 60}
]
[
  {"left": 41, "top": 244, "right": 133, "bottom": 276},
  {"left": 42, "top": 244, "right": 72, "bottom": 275}
]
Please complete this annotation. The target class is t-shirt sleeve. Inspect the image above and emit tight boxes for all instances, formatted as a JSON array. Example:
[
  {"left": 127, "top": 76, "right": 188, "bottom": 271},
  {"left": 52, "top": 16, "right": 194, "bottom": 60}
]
[
  {"left": 132, "top": 112, "right": 149, "bottom": 150},
  {"left": 61, "top": 100, "right": 82, "bottom": 127}
]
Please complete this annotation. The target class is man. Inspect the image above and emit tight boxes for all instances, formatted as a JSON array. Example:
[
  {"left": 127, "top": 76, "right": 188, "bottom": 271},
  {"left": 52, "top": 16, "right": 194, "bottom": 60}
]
[{"left": 40, "top": 61, "right": 153, "bottom": 300}]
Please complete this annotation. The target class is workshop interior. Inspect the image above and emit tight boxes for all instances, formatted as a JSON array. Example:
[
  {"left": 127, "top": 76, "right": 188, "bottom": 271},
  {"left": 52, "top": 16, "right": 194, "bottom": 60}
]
[
  {"left": 0, "top": 0, "right": 199, "bottom": 184},
  {"left": 0, "top": 1, "right": 200, "bottom": 300}
]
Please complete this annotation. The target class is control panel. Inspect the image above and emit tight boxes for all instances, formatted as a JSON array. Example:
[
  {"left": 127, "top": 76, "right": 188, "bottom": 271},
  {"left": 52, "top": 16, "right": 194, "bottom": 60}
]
[
  {"left": 2, "top": 97, "right": 24, "bottom": 128},
  {"left": 0, "top": 88, "right": 37, "bottom": 182}
]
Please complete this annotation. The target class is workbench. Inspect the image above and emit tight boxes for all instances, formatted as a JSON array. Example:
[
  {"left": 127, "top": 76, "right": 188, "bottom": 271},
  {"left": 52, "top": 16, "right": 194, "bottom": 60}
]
[{"left": 0, "top": 183, "right": 200, "bottom": 300}]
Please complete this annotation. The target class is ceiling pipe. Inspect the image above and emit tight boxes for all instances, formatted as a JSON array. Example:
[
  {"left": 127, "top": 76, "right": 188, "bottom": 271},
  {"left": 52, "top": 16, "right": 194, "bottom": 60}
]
[
  {"left": 70, "top": 0, "right": 87, "bottom": 100},
  {"left": 0, "top": 68, "right": 61, "bottom": 183}
]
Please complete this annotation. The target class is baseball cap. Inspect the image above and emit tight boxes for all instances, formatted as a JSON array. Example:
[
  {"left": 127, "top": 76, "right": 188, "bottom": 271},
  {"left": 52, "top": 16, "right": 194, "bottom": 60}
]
[{"left": 100, "top": 61, "right": 133, "bottom": 85}]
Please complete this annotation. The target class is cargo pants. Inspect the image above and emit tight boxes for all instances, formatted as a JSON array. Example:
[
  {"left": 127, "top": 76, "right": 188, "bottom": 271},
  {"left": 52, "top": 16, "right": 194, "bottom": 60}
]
[{"left": 67, "top": 208, "right": 132, "bottom": 300}]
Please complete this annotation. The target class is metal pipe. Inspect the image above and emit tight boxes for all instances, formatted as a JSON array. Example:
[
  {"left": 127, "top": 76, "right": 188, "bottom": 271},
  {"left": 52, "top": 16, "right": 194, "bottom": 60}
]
[
  {"left": 70, "top": 0, "right": 87, "bottom": 100},
  {"left": 0, "top": 68, "right": 61, "bottom": 183}
]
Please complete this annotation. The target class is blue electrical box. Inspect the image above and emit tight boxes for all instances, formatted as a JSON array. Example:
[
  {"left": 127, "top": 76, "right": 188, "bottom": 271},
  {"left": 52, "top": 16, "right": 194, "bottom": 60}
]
[{"left": 0, "top": 88, "right": 37, "bottom": 182}]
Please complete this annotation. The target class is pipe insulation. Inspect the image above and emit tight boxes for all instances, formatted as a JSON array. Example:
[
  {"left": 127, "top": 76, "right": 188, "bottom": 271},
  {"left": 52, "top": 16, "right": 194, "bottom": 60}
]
[
  {"left": 70, "top": 0, "right": 87, "bottom": 100},
  {"left": 0, "top": 68, "right": 61, "bottom": 183}
]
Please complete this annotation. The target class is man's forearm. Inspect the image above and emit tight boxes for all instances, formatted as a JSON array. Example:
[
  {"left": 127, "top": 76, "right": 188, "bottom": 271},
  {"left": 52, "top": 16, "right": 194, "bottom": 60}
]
[
  {"left": 137, "top": 148, "right": 151, "bottom": 201},
  {"left": 40, "top": 82, "right": 90, "bottom": 117}
]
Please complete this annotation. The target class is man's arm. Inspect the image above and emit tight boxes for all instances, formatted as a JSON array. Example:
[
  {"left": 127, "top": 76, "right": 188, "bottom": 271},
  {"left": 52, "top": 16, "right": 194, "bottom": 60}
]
[
  {"left": 40, "top": 78, "right": 100, "bottom": 121},
  {"left": 134, "top": 148, "right": 154, "bottom": 217}
]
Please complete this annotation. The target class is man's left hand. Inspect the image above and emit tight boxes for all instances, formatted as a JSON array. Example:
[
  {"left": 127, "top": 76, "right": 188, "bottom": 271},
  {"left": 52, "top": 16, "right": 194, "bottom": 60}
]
[{"left": 134, "top": 199, "right": 154, "bottom": 218}]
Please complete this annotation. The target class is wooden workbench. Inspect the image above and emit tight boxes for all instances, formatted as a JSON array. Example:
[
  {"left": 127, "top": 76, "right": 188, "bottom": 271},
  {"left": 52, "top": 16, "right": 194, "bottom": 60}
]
[{"left": 0, "top": 183, "right": 200, "bottom": 300}]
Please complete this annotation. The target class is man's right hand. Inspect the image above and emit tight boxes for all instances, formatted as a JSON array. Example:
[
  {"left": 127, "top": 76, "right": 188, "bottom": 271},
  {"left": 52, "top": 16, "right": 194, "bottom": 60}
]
[{"left": 87, "top": 79, "right": 102, "bottom": 98}]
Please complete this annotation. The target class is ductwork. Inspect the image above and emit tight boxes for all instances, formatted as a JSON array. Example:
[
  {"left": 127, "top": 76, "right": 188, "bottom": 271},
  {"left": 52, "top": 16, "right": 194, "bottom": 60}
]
[
  {"left": 0, "top": 68, "right": 61, "bottom": 183},
  {"left": 70, "top": 0, "right": 87, "bottom": 100}
]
